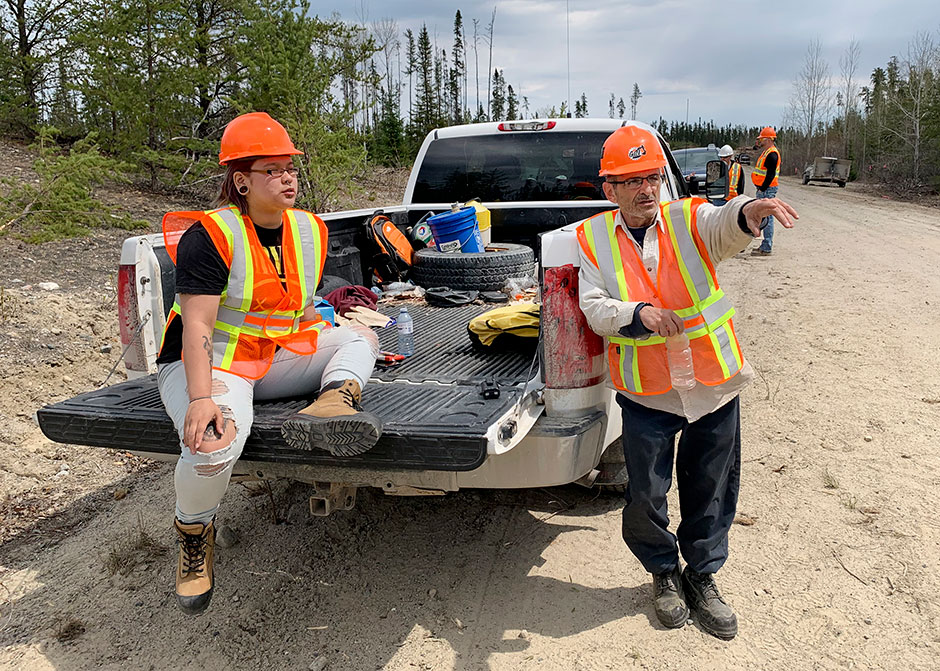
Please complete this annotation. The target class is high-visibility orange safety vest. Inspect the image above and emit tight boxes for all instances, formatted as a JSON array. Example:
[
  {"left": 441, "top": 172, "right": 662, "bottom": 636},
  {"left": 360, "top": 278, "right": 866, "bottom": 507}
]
[
  {"left": 161, "top": 206, "right": 329, "bottom": 379},
  {"left": 751, "top": 145, "right": 780, "bottom": 188},
  {"left": 576, "top": 201, "right": 744, "bottom": 396},
  {"left": 727, "top": 162, "right": 742, "bottom": 200}
]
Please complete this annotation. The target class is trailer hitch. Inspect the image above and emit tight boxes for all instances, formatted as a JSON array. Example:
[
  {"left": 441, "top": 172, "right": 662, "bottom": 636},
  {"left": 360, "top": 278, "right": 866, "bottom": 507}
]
[{"left": 308, "top": 482, "right": 357, "bottom": 517}]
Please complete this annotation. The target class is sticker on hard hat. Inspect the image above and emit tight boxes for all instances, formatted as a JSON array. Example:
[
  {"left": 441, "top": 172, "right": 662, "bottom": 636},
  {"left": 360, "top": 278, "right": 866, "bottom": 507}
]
[{"left": 628, "top": 144, "right": 647, "bottom": 161}]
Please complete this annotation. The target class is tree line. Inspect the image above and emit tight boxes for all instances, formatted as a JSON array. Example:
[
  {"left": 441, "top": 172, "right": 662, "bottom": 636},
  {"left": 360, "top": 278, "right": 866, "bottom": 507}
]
[{"left": 782, "top": 33, "right": 940, "bottom": 193}]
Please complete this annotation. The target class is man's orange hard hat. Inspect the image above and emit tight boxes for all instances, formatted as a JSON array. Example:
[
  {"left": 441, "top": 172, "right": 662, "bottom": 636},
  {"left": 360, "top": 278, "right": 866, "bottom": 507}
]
[
  {"left": 758, "top": 126, "right": 777, "bottom": 139},
  {"left": 598, "top": 125, "right": 668, "bottom": 177},
  {"left": 218, "top": 112, "right": 303, "bottom": 165}
]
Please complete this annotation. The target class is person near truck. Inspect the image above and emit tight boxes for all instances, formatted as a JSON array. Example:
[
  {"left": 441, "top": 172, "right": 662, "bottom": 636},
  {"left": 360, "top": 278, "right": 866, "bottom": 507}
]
[
  {"left": 576, "top": 125, "right": 798, "bottom": 639},
  {"left": 751, "top": 126, "right": 781, "bottom": 256},
  {"left": 718, "top": 144, "right": 744, "bottom": 201},
  {"left": 156, "top": 112, "right": 382, "bottom": 615}
]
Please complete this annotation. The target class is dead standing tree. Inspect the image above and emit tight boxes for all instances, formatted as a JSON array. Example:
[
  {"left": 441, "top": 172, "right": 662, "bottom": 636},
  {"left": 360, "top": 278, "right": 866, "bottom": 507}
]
[
  {"left": 788, "top": 38, "right": 833, "bottom": 168},
  {"left": 839, "top": 38, "right": 861, "bottom": 158}
]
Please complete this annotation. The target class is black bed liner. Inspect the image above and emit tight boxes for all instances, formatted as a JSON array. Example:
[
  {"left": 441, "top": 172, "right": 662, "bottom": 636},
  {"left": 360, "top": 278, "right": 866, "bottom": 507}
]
[{"left": 38, "top": 303, "right": 535, "bottom": 471}]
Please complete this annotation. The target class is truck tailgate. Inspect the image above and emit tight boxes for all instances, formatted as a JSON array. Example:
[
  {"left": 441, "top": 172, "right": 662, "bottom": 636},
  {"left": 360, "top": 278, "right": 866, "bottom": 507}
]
[{"left": 38, "top": 304, "right": 536, "bottom": 471}]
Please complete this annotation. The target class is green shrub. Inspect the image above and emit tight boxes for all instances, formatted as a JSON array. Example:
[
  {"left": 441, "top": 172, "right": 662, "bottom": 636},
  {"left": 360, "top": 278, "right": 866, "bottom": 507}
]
[{"left": 0, "top": 128, "right": 147, "bottom": 242}]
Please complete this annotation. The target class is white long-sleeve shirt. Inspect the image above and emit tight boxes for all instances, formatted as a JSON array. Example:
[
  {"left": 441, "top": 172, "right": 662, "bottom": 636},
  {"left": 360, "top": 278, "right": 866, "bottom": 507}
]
[{"left": 578, "top": 195, "right": 756, "bottom": 422}]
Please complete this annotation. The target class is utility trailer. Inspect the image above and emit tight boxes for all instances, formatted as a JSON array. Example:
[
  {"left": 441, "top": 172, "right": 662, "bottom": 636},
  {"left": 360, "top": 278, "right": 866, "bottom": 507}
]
[{"left": 802, "top": 156, "right": 851, "bottom": 187}]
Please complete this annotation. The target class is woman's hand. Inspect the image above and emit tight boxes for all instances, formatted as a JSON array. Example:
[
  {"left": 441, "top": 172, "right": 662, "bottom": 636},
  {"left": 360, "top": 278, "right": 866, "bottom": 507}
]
[{"left": 183, "top": 398, "right": 225, "bottom": 454}]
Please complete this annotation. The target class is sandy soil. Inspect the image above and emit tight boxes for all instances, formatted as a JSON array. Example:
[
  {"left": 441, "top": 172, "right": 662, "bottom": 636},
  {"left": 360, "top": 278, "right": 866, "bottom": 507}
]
[{"left": 1, "top": 167, "right": 939, "bottom": 671}]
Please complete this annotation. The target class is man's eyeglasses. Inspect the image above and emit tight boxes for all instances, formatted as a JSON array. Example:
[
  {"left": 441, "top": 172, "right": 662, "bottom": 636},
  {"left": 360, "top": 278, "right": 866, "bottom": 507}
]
[
  {"left": 608, "top": 174, "right": 662, "bottom": 189},
  {"left": 250, "top": 167, "right": 299, "bottom": 178}
]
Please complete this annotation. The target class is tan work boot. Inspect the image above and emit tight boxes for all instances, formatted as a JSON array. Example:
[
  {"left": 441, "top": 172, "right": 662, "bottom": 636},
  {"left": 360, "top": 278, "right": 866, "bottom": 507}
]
[
  {"left": 281, "top": 379, "right": 382, "bottom": 457},
  {"left": 175, "top": 518, "right": 215, "bottom": 615}
]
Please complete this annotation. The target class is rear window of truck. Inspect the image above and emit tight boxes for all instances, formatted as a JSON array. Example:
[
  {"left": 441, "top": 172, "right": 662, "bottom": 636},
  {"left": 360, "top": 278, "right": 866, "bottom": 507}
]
[{"left": 413, "top": 131, "right": 612, "bottom": 203}]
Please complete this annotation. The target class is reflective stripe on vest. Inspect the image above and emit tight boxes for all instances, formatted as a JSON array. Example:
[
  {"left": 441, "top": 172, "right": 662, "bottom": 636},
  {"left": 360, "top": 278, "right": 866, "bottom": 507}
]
[
  {"left": 577, "top": 203, "right": 743, "bottom": 395},
  {"left": 752, "top": 146, "right": 780, "bottom": 187},
  {"left": 727, "top": 163, "right": 742, "bottom": 199}
]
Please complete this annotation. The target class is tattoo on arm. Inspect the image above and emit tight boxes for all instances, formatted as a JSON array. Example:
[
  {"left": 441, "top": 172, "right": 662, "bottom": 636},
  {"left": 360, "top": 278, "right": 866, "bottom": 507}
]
[{"left": 202, "top": 335, "right": 212, "bottom": 366}]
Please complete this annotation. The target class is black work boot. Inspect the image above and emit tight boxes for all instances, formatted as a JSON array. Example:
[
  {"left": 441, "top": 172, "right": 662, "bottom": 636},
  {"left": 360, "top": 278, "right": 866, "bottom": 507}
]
[
  {"left": 681, "top": 567, "right": 738, "bottom": 640},
  {"left": 281, "top": 380, "right": 382, "bottom": 457},
  {"left": 652, "top": 566, "right": 689, "bottom": 629}
]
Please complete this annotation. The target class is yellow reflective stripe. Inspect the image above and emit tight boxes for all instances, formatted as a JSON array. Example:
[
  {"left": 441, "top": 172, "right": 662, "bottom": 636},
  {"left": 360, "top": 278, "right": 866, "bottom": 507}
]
[
  {"left": 160, "top": 302, "right": 182, "bottom": 351},
  {"left": 583, "top": 218, "right": 598, "bottom": 264},
  {"left": 213, "top": 321, "right": 240, "bottom": 336},
  {"left": 285, "top": 210, "right": 308, "bottom": 303},
  {"left": 724, "top": 322, "right": 743, "bottom": 370},
  {"left": 663, "top": 200, "right": 702, "bottom": 304},
  {"left": 209, "top": 208, "right": 252, "bottom": 313},
  {"left": 675, "top": 305, "right": 698, "bottom": 317},
  {"left": 610, "top": 334, "right": 666, "bottom": 346},
  {"left": 708, "top": 331, "right": 732, "bottom": 378},
  {"left": 604, "top": 211, "right": 631, "bottom": 300},
  {"left": 212, "top": 330, "right": 239, "bottom": 369}
]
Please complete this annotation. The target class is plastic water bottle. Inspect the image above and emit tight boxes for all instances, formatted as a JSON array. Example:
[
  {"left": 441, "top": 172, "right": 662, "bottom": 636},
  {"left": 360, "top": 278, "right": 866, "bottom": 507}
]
[
  {"left": 396, "top": 306, "right": 415, "bottom": 356},
  {"left": 665, "top": 333, "right": 696, "bottom": 391}
]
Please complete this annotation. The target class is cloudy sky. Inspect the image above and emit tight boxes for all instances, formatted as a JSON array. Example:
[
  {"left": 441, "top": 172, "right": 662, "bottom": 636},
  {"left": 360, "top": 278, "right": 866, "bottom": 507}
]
[{"left": 308, "top": 1, "right": 938, "bottom": 127}]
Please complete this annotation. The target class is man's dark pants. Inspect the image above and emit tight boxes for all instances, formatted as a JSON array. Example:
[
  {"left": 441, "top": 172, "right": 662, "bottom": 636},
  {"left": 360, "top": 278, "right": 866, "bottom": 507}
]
[{"left": 616, "top": 394, "right": 741, "bottom": 575}]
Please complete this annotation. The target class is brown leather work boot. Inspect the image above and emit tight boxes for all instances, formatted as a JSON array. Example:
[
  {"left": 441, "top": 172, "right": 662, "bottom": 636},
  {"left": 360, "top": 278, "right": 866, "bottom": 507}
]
[
  {"left": 175, "top": 518, "right": 215, "bottom": 615},
  {"left": 281, "top": 379, "right": 382, "bottom": 457}
]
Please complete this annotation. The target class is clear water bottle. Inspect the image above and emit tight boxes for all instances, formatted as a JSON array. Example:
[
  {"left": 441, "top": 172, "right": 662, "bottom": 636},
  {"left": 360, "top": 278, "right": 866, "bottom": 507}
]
[
  {"left": 665, "top": 333, "right": 696, "bottom": 391},
  {"left": 396, "top": 306, "right": 415, "bottom": 356}
]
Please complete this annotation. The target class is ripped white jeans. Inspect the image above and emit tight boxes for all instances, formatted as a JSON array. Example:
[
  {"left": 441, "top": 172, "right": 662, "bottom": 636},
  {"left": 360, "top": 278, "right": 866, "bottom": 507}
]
[{"left": 157, "top": 326, "right": 378, "bottom": 525}]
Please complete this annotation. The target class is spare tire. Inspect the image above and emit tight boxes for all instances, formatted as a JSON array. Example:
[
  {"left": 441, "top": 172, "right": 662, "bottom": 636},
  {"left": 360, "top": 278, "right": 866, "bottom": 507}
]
[{"left": 411, "top": 243, "right": 536, "bottom": 291}]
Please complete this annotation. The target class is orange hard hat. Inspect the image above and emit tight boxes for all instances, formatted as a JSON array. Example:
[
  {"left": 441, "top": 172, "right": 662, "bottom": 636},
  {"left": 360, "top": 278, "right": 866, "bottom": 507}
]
[
  {"left": 218, "top": 112, "right": 303, "bottom": 165},
  {"left": 598, "top": 126, "right": 668, "bottom": 177},
  {"left": 758, "top": 126, "right": 777, "bottom": 139}
]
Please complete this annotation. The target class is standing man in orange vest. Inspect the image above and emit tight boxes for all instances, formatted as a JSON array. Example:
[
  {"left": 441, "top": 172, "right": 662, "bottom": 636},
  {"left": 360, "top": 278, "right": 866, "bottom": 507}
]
[
  {"left": 577, "top": 125, "right": 797, "bottom": 639},
  {"left": 718, "top": 144, "right": 743, "bottom": 202},
  {"left": 751, "top": 126, "right": 781, "bottom": 255}
]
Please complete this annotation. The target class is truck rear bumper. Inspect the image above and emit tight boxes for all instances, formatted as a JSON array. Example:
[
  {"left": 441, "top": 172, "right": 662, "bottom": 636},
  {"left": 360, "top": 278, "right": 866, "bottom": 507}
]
[{"left": 121, "top": 410, "right": 611, "bottom": 492}]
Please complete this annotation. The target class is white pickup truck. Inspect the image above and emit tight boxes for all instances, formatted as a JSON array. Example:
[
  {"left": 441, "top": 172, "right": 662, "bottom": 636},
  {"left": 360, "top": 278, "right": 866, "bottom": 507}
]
[{"left": 37, "top": 119, "right": 700, "bottom": 513}]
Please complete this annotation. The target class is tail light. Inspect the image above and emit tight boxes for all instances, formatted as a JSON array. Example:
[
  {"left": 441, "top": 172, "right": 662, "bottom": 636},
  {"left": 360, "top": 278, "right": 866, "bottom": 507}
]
[
  {"left": 541, "top": 264, "right": 604, "bottom": 389},
  {"left": 117, "top": 263, "right": 148, "bottom": 373}
]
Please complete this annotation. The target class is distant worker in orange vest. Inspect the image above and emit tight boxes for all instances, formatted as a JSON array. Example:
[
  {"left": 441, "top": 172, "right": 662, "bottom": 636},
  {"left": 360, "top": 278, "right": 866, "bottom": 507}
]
[
  {"left": 718, "top": 144, "right": 744, "bottom": 203},
  {"left": 577, "top": 124, "right": 798, "bottom": 639},
  {"left": 158, "top": 112, "right": 383, "bottom": 615},
  {"left": 751, "top": 126, "right": 781, "bottom": 255}
]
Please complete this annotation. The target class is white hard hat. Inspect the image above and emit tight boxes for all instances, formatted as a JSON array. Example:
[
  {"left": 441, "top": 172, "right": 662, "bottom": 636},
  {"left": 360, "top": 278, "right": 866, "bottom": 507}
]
[{"left": 718, "top": 144, "right": 734, "bottom": 158}]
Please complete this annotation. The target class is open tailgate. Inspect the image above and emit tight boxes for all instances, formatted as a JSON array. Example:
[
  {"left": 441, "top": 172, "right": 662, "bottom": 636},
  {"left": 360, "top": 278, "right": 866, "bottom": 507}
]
[{"left": 38, "top": 304, "right": 541, "bottom": 471}]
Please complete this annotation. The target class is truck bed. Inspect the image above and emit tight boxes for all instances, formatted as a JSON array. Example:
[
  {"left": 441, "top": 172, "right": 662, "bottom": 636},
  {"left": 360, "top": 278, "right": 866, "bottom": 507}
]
[{"left": 38, "top": 303, "right": 534, "bottom": 472}]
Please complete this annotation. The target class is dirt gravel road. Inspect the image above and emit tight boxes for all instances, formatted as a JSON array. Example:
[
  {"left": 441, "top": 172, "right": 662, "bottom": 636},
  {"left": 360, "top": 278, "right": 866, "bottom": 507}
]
[{"left": 1, "top": 175, "right": 939, "bottom": 670}]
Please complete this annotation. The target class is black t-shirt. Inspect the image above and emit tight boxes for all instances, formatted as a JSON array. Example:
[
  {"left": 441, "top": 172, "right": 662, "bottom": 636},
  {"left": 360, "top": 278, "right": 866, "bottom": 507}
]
[{"left": 156, "top": 220, "right": 285, "bottom": 365}]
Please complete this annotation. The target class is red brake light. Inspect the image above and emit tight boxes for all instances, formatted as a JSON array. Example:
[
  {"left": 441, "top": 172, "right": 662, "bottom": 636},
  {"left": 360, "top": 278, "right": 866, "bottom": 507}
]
[
  {"left": 117, "top": 263, "right": 148, "bottom": 372},
  {"left": 497, "top": 121, "right": 557, "bottom": 132}
]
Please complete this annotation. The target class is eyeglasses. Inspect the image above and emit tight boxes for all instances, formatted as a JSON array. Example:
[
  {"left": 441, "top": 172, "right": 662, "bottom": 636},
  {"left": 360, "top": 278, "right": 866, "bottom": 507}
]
[
  {"left": 607, "top": 174, "right": 662, "bottom": 189},
  {"left": 249, "top": 167, "right": 299, "bottom": 178}
]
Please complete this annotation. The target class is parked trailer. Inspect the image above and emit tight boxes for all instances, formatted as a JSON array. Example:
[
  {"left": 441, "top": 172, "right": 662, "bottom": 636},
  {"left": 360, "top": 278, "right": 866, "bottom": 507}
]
[{"left": 802, "top": 156, "right": 851, "bottom": 187}]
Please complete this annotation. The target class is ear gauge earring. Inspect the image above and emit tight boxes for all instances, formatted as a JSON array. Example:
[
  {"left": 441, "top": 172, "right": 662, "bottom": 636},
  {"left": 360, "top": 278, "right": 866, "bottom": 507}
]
[{"left": 238, "top": 185, "right": 248, "bottom": 194}]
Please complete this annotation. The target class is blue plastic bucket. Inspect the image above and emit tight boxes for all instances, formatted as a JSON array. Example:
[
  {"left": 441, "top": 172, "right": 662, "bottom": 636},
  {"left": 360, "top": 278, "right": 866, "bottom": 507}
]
[{"left": 427, "top": 207, "right": 484, "bottom": 253}]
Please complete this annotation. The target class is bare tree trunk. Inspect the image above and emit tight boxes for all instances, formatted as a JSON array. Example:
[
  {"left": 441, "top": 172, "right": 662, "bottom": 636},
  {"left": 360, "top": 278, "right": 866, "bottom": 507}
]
[
  {"left": 788, "top": 38, "right": 833, "bottom": 166},
  {"left": 485, "top": 8, "right": 496, "bottom": 118},
  {"left": 472, "top": 19, "right": 480, "bottom": 116},
  {"left": 839, "top": 38, "right": 861, "bottom": 157}
]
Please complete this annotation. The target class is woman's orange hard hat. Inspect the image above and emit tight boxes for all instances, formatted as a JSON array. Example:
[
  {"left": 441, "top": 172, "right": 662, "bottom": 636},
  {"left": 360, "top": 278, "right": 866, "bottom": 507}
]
[
  {"left": 218, "top": 112, "right": 303, "bottom": 165},
  {"left": 598, "top": 125, "right": 668, "bottom": 177}
]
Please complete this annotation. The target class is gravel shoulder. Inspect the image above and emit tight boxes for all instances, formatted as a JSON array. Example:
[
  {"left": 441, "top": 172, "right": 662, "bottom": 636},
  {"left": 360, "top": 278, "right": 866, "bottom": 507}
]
[{"left": 1, "top": 173, "right": 939, "bottom": 670}]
